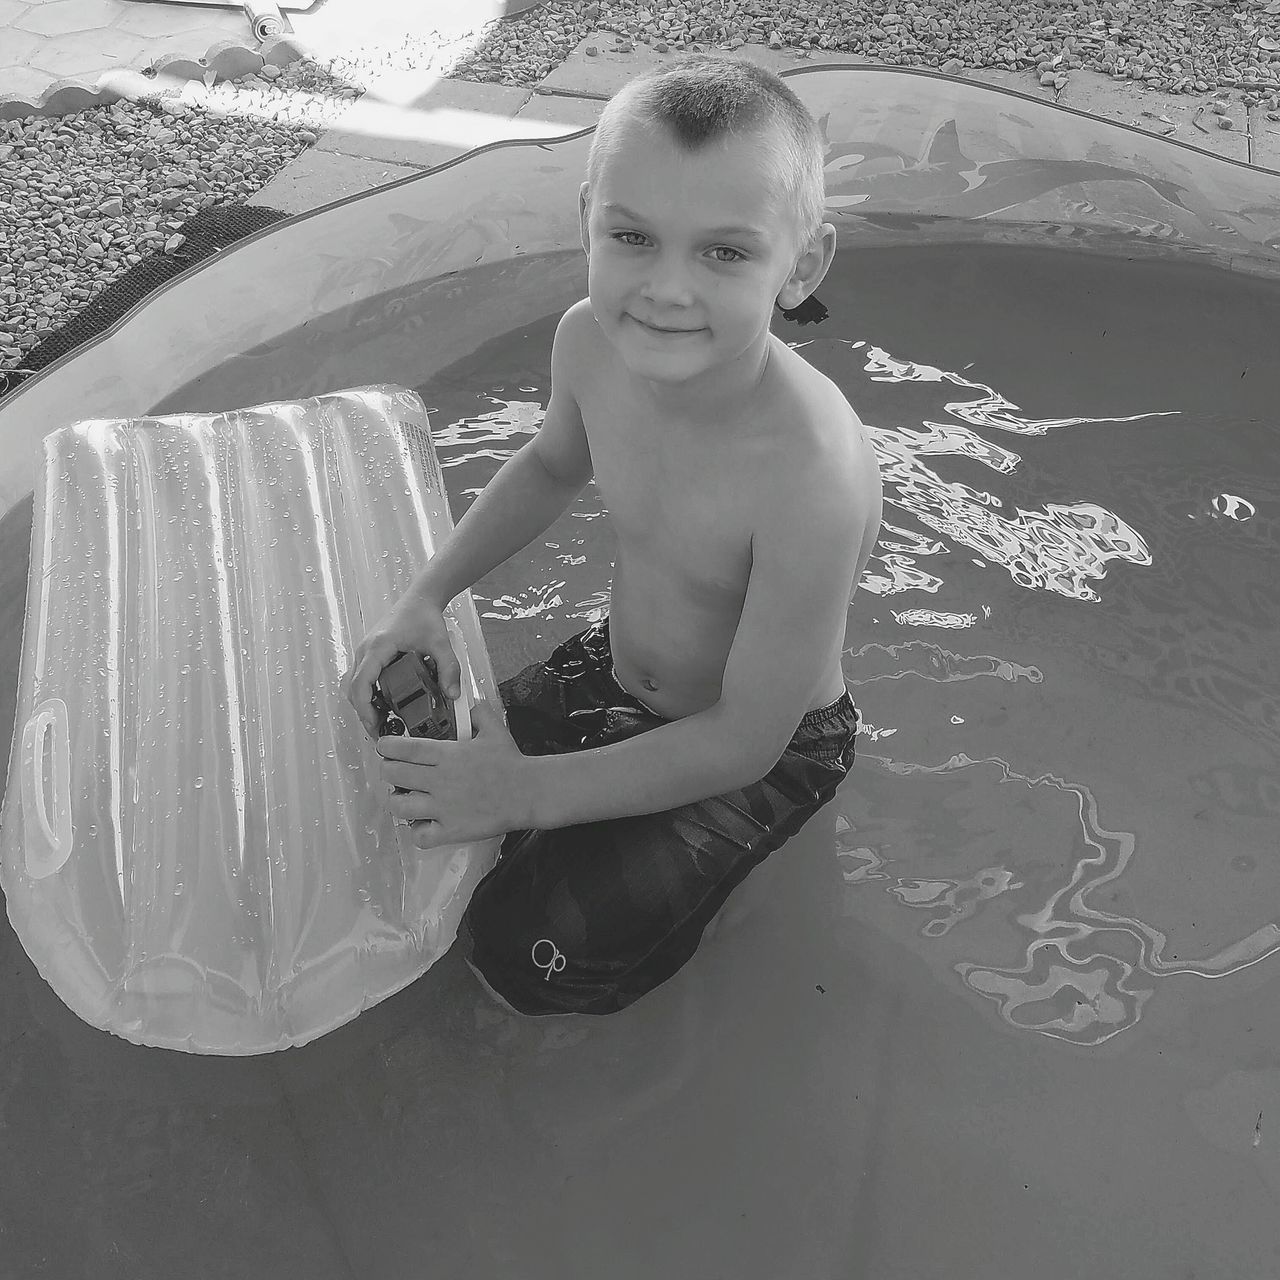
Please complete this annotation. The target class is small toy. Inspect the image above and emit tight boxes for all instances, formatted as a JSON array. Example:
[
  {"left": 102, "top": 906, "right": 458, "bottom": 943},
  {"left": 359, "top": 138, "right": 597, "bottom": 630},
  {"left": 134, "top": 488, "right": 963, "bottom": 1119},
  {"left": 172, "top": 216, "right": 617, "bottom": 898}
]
[{"left": 372, "top": 652, "right": 456, "bottom": 741}]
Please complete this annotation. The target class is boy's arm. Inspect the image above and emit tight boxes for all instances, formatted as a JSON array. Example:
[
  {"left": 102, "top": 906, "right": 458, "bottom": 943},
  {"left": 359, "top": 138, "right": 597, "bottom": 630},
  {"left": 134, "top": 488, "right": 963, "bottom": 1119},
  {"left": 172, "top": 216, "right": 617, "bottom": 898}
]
[
  {"left": 519, "top": 447, "right": 874, "bottom": 828},
  {"left": 405, "top": 302, "right": 595, "bottom": 608}
]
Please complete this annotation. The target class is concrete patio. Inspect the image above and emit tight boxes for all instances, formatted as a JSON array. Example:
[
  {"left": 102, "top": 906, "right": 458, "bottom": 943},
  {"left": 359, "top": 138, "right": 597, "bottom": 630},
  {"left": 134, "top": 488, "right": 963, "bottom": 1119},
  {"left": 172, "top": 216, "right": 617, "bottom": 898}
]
[{"left": 0, "top": 0, "right": 504, "bottom": 115}]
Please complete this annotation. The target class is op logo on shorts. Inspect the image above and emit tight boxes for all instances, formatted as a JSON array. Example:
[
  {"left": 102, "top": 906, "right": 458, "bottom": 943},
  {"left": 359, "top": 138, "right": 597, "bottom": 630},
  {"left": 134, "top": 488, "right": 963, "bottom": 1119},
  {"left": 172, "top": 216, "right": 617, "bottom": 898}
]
[{"left": 531, "top": 937, "right": 566, "bottom": 981}]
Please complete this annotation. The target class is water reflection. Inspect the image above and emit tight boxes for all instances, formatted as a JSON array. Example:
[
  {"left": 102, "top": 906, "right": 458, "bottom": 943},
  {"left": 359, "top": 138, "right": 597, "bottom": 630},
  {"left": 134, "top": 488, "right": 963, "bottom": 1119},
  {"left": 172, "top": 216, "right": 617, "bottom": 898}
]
[{"left": 832, "top": 340, "right": 1165, "bottom": 602}]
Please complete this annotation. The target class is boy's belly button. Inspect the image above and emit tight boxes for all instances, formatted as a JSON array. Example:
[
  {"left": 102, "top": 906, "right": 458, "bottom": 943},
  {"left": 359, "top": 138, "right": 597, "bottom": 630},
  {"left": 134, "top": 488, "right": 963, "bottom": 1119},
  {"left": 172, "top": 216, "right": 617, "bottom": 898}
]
[{"left": 641, "top": 676, "right": 659, "bottom": 691}]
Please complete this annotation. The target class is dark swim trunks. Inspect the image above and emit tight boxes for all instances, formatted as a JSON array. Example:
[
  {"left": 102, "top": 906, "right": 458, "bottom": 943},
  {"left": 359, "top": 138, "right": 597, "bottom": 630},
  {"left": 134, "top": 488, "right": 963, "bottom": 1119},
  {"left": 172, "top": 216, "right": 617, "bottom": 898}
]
[{"left": 459, "top": 618, "right": 859, "bottom": 1016}]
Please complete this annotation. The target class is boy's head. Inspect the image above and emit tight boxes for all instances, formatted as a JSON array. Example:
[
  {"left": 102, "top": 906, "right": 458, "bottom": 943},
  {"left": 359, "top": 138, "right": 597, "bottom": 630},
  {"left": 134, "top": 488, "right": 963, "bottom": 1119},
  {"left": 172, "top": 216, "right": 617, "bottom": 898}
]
[
  {"left": 579, "top": 57, "right": 835, "bottom": 393},
  {"left": 585, "top": 56, "right": 827, "bottom": 253}
]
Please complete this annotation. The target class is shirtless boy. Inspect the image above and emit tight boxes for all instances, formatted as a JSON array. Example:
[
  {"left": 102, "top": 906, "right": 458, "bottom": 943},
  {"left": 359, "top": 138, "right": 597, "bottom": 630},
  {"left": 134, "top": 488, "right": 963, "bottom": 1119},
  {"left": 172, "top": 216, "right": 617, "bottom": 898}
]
[{"left": 345, "top": 55, "right": 883, "bottom": 1015}]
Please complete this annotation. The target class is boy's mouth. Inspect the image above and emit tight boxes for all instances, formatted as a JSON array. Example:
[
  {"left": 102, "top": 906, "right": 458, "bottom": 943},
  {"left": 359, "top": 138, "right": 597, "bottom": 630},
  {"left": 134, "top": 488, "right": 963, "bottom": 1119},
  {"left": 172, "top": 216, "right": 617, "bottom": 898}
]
[{"left": 631, "top": 316, "right": 702, "bottom": 335}]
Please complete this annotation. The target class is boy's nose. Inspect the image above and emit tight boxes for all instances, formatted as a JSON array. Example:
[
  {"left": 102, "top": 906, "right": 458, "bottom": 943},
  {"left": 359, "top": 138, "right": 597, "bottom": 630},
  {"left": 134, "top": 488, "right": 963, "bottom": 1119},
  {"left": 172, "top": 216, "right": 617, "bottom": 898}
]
[{"left": 640, "top": 256, "right": 694, "bottom": 307}]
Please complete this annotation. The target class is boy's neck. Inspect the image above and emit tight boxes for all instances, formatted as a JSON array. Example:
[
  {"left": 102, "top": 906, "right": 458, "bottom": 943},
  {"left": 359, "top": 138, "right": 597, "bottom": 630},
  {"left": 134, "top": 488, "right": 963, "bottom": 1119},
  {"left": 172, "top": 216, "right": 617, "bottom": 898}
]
[{"left": 631, "top": 334, "right": 776, "bottom": 432}]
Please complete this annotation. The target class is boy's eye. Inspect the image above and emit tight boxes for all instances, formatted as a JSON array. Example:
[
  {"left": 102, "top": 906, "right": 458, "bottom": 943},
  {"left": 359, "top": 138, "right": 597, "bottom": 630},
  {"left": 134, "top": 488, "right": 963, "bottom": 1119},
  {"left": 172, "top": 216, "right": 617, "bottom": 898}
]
[{"left": 607, "top": 232, "right": 745, "bottom": 262}]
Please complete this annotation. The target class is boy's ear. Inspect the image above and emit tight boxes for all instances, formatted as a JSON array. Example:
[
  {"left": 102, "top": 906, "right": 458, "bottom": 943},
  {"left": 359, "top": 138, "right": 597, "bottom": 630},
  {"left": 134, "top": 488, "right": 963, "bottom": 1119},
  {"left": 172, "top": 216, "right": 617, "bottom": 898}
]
[
  {"left": 579, "top": 183, "right": 592, "bottom": 256},
  {"left": 777, "top": 221, "right": 837, "bottom": 312}
]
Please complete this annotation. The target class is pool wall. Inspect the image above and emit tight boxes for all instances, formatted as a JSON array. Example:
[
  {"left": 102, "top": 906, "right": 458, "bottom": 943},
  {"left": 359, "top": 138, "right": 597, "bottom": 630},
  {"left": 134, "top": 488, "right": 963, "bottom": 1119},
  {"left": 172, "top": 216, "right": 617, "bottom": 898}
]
[{"left": 1, "top": 64, "right": 1279, "bottom": 517}]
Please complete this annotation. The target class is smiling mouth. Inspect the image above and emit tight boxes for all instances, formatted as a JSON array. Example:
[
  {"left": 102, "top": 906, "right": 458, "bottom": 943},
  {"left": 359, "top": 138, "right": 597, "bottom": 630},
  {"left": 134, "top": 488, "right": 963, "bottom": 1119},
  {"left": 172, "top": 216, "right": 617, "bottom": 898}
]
[{"left": 633, "top": 318, "right": 702, "bottom": 334}]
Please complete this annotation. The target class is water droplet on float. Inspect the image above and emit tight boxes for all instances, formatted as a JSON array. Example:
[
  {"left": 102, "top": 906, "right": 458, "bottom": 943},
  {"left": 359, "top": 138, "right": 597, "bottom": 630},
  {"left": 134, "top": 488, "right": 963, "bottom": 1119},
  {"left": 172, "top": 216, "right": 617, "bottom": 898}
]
[{"left": 193, "top": 777, "right": 204, "bottom": 789}]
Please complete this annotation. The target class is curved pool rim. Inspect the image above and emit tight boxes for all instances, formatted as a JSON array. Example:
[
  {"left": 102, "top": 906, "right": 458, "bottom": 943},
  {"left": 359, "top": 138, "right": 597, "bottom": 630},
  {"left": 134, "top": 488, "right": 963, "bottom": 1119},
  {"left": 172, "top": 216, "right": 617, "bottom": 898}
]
[{"left": 1, "top": 63, "right": 1279, "bottom": 511}]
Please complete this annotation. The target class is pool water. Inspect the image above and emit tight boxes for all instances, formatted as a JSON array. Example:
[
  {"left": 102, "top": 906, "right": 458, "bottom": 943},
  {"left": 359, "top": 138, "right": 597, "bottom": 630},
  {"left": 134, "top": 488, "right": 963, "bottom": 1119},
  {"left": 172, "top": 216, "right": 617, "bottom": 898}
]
[
  {"left": 2, "top": 236, "right": 1279, "bottom": 1276},
  {"left": 417, "top": 238, "right": 1279, "bottom": 1042}
]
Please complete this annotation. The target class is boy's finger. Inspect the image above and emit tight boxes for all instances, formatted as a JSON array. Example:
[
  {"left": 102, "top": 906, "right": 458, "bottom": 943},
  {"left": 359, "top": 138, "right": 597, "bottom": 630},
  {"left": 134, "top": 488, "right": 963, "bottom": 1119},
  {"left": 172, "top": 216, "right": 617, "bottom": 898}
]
[
  {"left": 470, "top": 697, "right": 500, "bottom": 726},
  {"left": 437, "top": 650, "right": 462, "bottom": 700},
  {"left": 346, "top": 663, "right": 370, "bottom": 713}
]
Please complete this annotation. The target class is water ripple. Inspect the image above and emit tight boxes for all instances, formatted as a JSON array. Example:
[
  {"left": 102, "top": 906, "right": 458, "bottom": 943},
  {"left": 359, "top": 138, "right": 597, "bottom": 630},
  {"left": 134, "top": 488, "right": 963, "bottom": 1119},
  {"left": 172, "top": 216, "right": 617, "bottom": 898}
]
[{"left": 838, "top": 751, "right": 1280, "bottom": 1046}]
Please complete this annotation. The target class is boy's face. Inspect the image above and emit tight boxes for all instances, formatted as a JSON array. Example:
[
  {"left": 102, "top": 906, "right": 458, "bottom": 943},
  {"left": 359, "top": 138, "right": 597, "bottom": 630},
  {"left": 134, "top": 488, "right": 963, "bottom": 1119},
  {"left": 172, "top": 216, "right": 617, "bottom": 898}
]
[{"left": 580, "top": 121, "right": 823, "bottom": 400}]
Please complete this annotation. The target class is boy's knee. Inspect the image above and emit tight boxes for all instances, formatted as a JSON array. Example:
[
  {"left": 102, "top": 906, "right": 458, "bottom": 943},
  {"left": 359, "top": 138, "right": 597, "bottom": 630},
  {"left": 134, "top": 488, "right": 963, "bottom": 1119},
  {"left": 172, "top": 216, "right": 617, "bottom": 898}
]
[
  {"left": 460, "top": 844, "right": 678, "bottom": 1017},
  {"left": 461, "top": 903, "right": 625, "bottom": 1016}
]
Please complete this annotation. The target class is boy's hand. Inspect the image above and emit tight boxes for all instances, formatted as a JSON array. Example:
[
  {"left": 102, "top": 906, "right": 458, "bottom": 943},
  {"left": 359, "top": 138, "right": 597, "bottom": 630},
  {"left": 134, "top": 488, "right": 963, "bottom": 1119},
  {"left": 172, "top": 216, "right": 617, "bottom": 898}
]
[
  {"left": 376, "top": 699, "right": 531, "bottom": 849},
  {"left": 344, "top": 590, "right": 461, "bottom": 739}
]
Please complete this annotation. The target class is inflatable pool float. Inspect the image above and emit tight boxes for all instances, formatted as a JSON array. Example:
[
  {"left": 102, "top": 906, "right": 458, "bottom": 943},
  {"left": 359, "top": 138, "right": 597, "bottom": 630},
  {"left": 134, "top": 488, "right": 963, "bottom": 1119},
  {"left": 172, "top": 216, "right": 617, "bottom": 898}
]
[{"left": 0, "top": 384, "right": 500, "bottom": 1054}]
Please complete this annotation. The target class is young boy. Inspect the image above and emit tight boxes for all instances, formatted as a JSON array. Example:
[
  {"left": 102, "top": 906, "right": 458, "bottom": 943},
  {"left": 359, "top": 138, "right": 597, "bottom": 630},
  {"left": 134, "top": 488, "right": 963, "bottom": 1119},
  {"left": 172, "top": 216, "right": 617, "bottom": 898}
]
[{"left": 345, "top": 55, "right": 883, "bottom": 1015}]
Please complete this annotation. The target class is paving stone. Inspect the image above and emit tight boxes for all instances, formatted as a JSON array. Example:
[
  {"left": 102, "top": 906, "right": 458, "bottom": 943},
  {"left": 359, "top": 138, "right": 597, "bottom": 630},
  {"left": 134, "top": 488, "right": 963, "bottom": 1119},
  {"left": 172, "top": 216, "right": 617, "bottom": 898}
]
[
  {"left": 314, "top": 78, "right": 600, "bottom": 168},
  {"left": 298, "top": 0, "right": 496, "bottom": 51},
  {"left": 0, "top": 63, "right": 51, "bottom": 111},
  {"left": 1054, "top": 67, "right": 1250, "bottom": 164},
  {"left": 538, "top": 36, "right": 671, "bottom": 97},
  {"left": 16, "top": 0, "right": 122, "bottom": 38},
  {"left": 312, "top": 116, "right": 471, "bottom": 170},
  {"left": 366, "top": 71, "right": 529, "bottom": 115},
  {"left": 519, "top": 91, "right": 605, "bottom": 133},
  {"left": 112, "top": 7, "right": 244, "bottom": 40},
  {"left": 32, "top": 27, "right": 147, "bottom": 78},
  {"left": 0, "top": 27, "right": 43, "bottom": 65},
  {"left": 246, "top": 146, "right": 421, "bottom": 215}
]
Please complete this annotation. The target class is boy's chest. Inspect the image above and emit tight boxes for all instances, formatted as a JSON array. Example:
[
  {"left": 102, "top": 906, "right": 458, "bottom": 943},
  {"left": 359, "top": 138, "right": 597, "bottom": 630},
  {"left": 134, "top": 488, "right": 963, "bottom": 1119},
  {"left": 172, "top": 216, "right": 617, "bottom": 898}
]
[{"left": 586, "top": 407, "right": 764, "bottom": 594}]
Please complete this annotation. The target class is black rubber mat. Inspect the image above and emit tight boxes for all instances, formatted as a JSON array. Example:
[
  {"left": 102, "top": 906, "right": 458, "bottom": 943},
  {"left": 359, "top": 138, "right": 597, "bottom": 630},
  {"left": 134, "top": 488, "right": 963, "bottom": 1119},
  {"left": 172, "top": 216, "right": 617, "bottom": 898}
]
[{"left": 0, "top": 203, "right": 290, "bottom": 402}]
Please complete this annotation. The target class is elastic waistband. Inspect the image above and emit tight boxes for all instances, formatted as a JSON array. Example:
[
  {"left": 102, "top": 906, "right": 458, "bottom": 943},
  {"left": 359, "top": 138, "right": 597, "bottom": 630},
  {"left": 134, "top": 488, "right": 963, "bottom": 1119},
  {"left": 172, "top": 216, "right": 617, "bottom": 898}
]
[
  {"left": 796, "top": 690, "right": 859, "bottom": 735},
  {"left": 592, "top": 617, "right": 856, "bottom": 736}
]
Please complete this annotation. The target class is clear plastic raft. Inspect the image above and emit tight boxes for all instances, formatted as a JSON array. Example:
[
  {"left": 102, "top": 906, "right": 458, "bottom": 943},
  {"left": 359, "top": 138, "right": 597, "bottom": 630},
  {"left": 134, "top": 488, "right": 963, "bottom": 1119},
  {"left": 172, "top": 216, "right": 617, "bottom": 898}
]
[{"left": 0, "top": 385, "right": 500, "bottom": 1054}]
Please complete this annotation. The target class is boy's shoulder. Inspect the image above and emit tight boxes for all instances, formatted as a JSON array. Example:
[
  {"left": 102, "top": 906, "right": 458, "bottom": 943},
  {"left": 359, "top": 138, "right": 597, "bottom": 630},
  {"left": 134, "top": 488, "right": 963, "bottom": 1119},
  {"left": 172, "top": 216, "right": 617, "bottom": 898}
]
[
  {"left": 551, "top": 298, "right": 606, "bottom": 386},
  {"left": 556, "top": 297, "right": 598, "bottom": 350},
  {"left": 768, "top": 339, "right": 865, "bottom": 452},
  {"left": 762, "top": 342, "right": 880, "bottom": 515}
]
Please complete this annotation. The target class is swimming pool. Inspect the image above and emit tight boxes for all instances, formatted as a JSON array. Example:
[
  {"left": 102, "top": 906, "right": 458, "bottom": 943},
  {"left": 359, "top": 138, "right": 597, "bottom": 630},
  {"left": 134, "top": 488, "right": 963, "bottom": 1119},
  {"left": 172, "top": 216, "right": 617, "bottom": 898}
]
[{"left": 1, "top": 65, "right": 1279, "bottom": 1278}]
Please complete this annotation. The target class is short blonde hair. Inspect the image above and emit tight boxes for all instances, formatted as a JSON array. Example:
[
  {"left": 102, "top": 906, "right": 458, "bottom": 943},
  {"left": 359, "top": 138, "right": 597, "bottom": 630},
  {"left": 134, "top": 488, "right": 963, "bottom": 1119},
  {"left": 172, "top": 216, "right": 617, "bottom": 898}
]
[{"left": 586, "top": 55, "right": 827, "bottom": 249}]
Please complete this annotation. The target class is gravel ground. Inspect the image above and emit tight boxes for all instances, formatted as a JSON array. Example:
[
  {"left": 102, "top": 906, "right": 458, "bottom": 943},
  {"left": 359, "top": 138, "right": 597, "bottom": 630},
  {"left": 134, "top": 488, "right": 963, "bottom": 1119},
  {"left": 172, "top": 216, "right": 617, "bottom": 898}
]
[
  {"left": 461, "top": 0, "right": 1280, "bottom": 92},
  {"left": 0, "top": 55, "right": 361, "bottom": 382},
  {"left": 2, "top": 0, "right": 1280, "bottom": 390}
]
